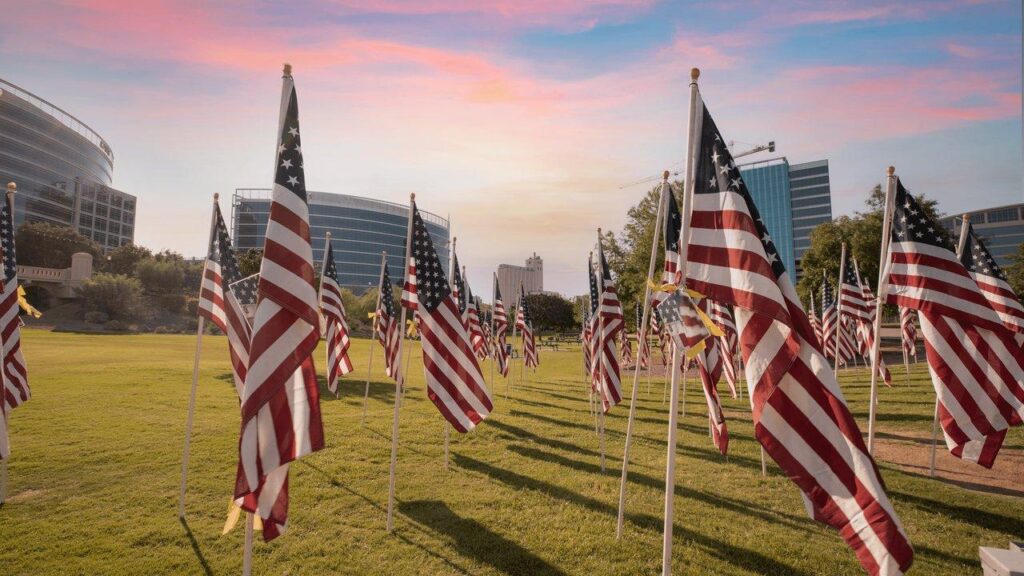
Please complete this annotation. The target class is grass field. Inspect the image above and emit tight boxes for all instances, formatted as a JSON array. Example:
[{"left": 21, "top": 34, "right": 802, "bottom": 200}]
[{"left": 0, "top": 330, "right": 1021, "bottom": 575}]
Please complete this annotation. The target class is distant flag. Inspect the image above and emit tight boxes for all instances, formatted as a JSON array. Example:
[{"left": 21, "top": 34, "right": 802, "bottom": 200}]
[
  {"left": 320, "top": 242, "right": 354, "bottom": 395},
  {"left": 822, "top": 279, "right": 855, "bottom": 365},
  {"left": 595, "top": 240, "right": 623, "bottom": 412},
  {"left": 899, "top": 306, "right": 917, "bottom": 360},
  {"left": 375, "top": 262, "right": 402, "bottom": 382},
  {"left": 885, "top": 180, "right": 1024, "bottom": 468},
  {"left": 695, "top": 299, "right": 729, "bottom": 454},
  {"left": 466, "top": 283, "right": 488, "bottom": 361},
  {"left": 0, "top": 187, "right": 28, "bottom": 414},
  {"left": 452, "top": 251, "right": 468, "bottom": 330},
  {"left": 586, "top": 254, "right": 601, "bottom": 389},
  {"left": 636, "top": 301, "right": 650, "bottom": 370},
  {"left": 685, "top": 90, "right": 912, "bottom": 574},
  {"left": 493, "top": 277, "right": 509, "bottom": 378},
  {"left": 960, "top": 220, "right": 1024, "bottom": 335},
  {"left": 620, "top": 332, "right": 634, "bottom": 366},
  {"left": 709, "top": 300, "right": 738, "bottom": 398},
  {"left": 206, "top": 209, "right": 251, "bottom": 397},
  {"left": 234, "top": 68, "right": 324, "bottom": 541},
  {"left": 808, "top": 292, "right": 823, "bottom": 349},
  {"left": 581, "top": 308, "right": 593, "bottom": 377},
  {"left": 517, "top": 285, "right": 539, "bottom": 368},
  {"left": 843, "top": 257, "right": 892, "bottom": 386},
  {"left": 652, "top": 186, "right": 682, "bottom": 306},
  {"left": 198, "top": 203, "right": 232, "bottom": 334},
  {"left": 404, "top": 201, "right": 492, "bottom": 432},
  {"left": 652, "top": 305, "right": 668, "bottom": 367}
]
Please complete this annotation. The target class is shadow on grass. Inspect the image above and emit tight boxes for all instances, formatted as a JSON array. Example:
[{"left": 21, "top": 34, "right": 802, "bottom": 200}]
[
  {"left": 891, "top": 490, "right": 1023, "bottom": 533},
  {"left": 487, "top": 420, "right": 599, "bottom": 457},
  {"left": 400, "top": 500, "right": 568, "bottom": 576},
  {"left": 453, "top": 454, "right": 814, "bottom": 576},
  {"left": 178, "top": 517, "right": 213, "bottom": 576}
]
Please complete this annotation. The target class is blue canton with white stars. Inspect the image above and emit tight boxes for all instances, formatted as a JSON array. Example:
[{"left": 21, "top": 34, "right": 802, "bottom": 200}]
[
  {"left": 588, "top": 255, "right": 599, "bottom": 315},
  {"left": 379, "top": 263, "right": 396, "bottom": 318},
  {"left": 1, "top": 200, "right": 17, "bottom": 282},
  {"left": 409, "top": 205, "right": 450, "bottom": 312},
  {"left": 212, "top": 206, "right": 242, "bottom": 287},
  {"left": 324, "top": 244, "right": 339, "bottom": 284},
  {"left": 275, "top": 83, "right": 306, "bottom": 202},
  {"left": 890, "top": 180, "right": 953, "bottom": 252},
  {"left": 961, "top": 222, "right": 1008, "bottom": 282}
]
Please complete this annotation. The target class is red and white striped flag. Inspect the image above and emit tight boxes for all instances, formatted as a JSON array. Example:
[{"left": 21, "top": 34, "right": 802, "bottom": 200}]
[
  {"left": 375, "top": 262, "right": 402, "bottom": 382},
  {"left": 842, "top": 257, "right": 892, "bottom": 385},
  {"left": 492, "top": 277, "right": 510, "bottom": 377},
  {"left": 822, "top": 280, "right": 855, "bottom": 366},
  {"left": 809, "top": 292, "right": 823, "bottom": 349},
  {"left": 899, "top": 307, "right": 916, "bottom": 360},
  {"left": 695, "top": 300, "right": 729, "bottom": 454},
  {"left": 635, "top": 301, "right": 650, "bottom": 370},
  {"left": 466, "top": 290, "right": 488, "bottom": 360},
  {"left": 402, "top": 201, "right": 492, "bottom": 432},
  {"left": 653, "top": 185, "right": 682, "bottom": 306},
  {"left": 234, "top": 69, "right": 324, "bottom": 541},
  {"left": 960, "top": 220, "right": 1024, "bottom": 335},
  {"left": 686, "top": 93, "right": 912, "bottom": 575},
  {"left": 594, "top": 242, "right": 623, "bottom": 412},
  {"left": 620, "top": 332, "right": 634, "bottom": 365},
  {"left": 0, "top": 194, "right": 28, "bottom": 415},
  {"left": 516, "top": 285, "right": 539, "bottom": 368},
  {"left": 709, "top": 299, "right": 738, "bottom": 398},
  {"left": 204, "top": 207, "right": 252, "bottom": 397},
  {"left": 320, "top": 242, "right": 354, "bottom": 395},
  {"left": 885, "top": 180, "right": 1024, "bottom": 468}
]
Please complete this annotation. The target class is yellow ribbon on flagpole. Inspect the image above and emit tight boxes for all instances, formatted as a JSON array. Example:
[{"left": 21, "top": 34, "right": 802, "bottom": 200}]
[
  {"left": 222, "top": 499, "right": 263, "bottom": 535},
  {"left": 643, "top": 280, "right": 722, "bottom": 357},
  {"left": 17, "top": 286, "right": 41, "bottom": 318},
  {"left": 406, "top": 319, "right": 418, "bottom": 338}
]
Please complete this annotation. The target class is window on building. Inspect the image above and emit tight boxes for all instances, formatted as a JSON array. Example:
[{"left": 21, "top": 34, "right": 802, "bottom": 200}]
[
  {"left": 110, "top": 208, "right": 122, "bottom": 222},
  {"left": 111, "top": 195, "right": 123, "bottom": 208},
  {"left": 81, "top": 200, "right": 95, "bottom": 213},
  {"left": 124, "top": 199, "right": 135, "bottom": 211},
  {"left": 97, "top": 190, "right": 109, "bottom": 204},
  {"left": 986, "top": 208, "right": 1020, "bottom": 224}
]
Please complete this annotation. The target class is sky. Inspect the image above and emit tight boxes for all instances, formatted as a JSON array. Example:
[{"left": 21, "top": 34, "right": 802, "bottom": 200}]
[{"left": 0, "top": 0, "right": 1021, "bottom": 296}]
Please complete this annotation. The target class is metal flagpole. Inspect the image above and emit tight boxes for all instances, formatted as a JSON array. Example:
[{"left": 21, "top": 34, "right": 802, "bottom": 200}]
[
  {"left": 680, "top": 363, "right": 688, "bottom": 418},
  {"left": 442, "top": 237, "right": 458, "bottom": 470},
  {"left": 615, "top": 174, "right": 668, "bottom": 539},
  {"left": 663, "top": 66, "right": 701, "bottom": 576},
  {"left": 178, "top": 192, "right": 219, "bottom": 519},
  {"left": 595, "top": 232, "right": 608, "bottom": 473},
  {"left": 363, "top": 252, "right": 387, "bottom": 426},
  {"left": 387, "top": 193, "right": 416, "bottom": 533},
  {"left": 241, "top": 512, "right": 255, "bottom": 576},
  {"left": 834, "top": 242, "right": 847, "bottom": 380},
  {"left": 866, "top": 167, "right": 897, "bottom": 455}
]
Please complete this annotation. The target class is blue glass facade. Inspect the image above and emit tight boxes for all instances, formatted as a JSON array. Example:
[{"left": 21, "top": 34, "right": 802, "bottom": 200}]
[
  {"left": 739, "top": 159, "right": 796, "bottom": 276},
  {"left": 788, "top": 160, "right": 832, "bottom": 277},
  {"left": 232, "top": 189, "right": 450, "bottom": 293},
  {"left": 940, "top": 204, "right": 1024, "bottom": 267}
]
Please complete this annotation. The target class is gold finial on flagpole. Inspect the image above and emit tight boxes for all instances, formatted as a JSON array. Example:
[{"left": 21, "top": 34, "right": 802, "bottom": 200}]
[
  {"left": 6, "top": 182, "right": 15, "bottom": 193},
  {"left": 213, "top": 192, "right": 219, "bottom": 201},
  {"left": 283, "top": 63, "right": 292, "bottom": 76},
  {"left": 691, "top": 68, "right": 700, "bottom": 80},
  {"left": 887, "top": 166, "right": 895, "bottom": 176},
  {"left": 326, "top": 231, "right": 332, "bottom": 239},
  {"left": 962, "top": 213, "right": 970, "bottom": 224},
  {"left": 662, "top": 170, "right": 670, "bottom": 181}
]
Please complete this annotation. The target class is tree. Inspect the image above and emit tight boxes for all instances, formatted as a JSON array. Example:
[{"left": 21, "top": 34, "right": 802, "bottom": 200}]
[
  {"left": 238, "top": 249, "right": 263, "bottom": 277},
  {"left": 78, "top": 273, "right": 143, "bottom": 321},
  {"left": 16, "top": 222, "right": 101, "bottom": 268},
  {"left": 135, "top": 259, "right": 184, "bottom": 294},
  {"left": 103, "top": 244, "right": 152, "bottom": 275},
  {"left": 524, "top": 293, "right": 577, "bottom": 333},
  {"left": 1006, "top": 242, "right": 1024, "bottom": 298}
]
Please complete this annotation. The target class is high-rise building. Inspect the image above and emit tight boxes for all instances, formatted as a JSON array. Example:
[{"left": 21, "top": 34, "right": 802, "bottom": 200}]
[
  {"left": 0, "top": 79, "right": 136, "bottom": 251},
  {"left": 232, "top": 189, "right": 449, "bottom": 293},
  {"left": 940, "top": 203, "right": 1024, "bottom": 267},
  {"left": 739, "top": 157, "right": 832, "bottom": 280},
  {"left": 497, "top": 253, "right": 543, "bottom": 303}
]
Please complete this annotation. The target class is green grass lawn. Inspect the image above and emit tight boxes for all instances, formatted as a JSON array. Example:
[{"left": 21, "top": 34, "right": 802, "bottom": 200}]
[{"left": 0, "top": 330, "right": 1020, "bottom": 574}]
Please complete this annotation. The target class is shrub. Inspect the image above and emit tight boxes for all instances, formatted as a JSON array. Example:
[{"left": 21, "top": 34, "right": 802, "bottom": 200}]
[
  {"left": 186, "top": 298, "right": 199, "bottom": 317},
  {"left": 22, "top": 285, "right": 51, "bottom": 311},
  {"left": 157, "top": 293, "right": 186, "bottom": 313},
  {"left": 135, "top": 259, "right": 184, "bottom": 294},
  {"left": 83, "top": 310, "right": 109, "bottom": 324},
  {"left": 78, "top": 274, "right": 143, "bottom": 321},
  {"left": 104, "top": 319, "right": 128, "bottom": 332}
]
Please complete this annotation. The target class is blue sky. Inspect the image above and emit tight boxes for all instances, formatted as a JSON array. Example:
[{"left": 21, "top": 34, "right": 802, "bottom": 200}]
[{"left": 0, "top": 0, "right": 1020, "bottom": 295}]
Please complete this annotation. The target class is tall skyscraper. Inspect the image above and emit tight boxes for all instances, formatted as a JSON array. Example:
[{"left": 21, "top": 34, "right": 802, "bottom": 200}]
[
  {"left": 497, "top": 253, "right": 543, "bottom": 304},
  {"left": 739, "top": 157, "right": 832, "bottom": 281}
]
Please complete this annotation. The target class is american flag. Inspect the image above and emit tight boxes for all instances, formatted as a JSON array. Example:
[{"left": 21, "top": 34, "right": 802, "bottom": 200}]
[
  {"left": 452, "top": 251, "right": 468, "bottom": 329},
  {"left": 375, "top": 263, "right": 402, "bottom": 382},
  {"left": 652, "top": 305, "right": 669, "bottom": 367},
  {"left": 581, "top": 308, "right": 593, "bottom": 377},
  {"left": 403, "top": 202, "right": 492, "bottom": 432},
  {"left": 709, "top": 299, "right": 738, "bottom": 398},
  {"left": 206, "top": 209, "right": 250, "bottom": 397},
  {"left": 899, "top": 306, "right": 917, "bottom": 360},
  {"left": 808, "top": 291, "right": 823, "bottom": 349},
  {"left": 657, "top": 290, "right": 711, "bottom": 354},
  {"left": 685, "top": 93, "right": 912, "bottom": 574},
  {"left": 586, "top": 254, "right": 600, "bottom": 387},
  {"left": 595, "top": 242, "right": 623, "bottom": 412},
  {"left": 822, "top": 279, "right": 855, "bottom": 365},
  {"left": 492, "top": 277, "right": 509, "bottom": 378},
  {"left": 885, "top": 179, "right": 1024, "bottom": 468},
  {"left": 620, "top": 332, "right": 634, "bottom": 366},
  {"left": 516, "top": 285, "right": 539, "bottom": 368},
  {"left": 197, "top": 203, "right": 231, "bottom": 334},
  {"left": 477, "top": 300, "right": 492, "bottom": 359},
  {"left": 234, "top": 70, "right": 324, "bottom": 541},
  {"left": 0, "top": 195, "right": 28, "bottom": 414},
  {"left": 320, "top": 242, "right": 354, "bottom": 395},
  {"left": 843, "top": 257, "right": 892, "bottom": 386},
  {"left": 466, "top": 284, "right": 488, "bottom": 360},
  {"left": 960, "top": 220, "right": 1024, "bottom": 335},
  {"left": 695, "top": 299, "right": 729, "bottom": 454},
  {"left": 653, "top": 185, "right": 682, "bottom": 306},
  {"left": 636, "top": 301, "right": 650, "bottom": 370}
]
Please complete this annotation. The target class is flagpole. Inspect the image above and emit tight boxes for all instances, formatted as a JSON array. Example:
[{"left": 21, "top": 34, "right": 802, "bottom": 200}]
[
  {"left": 178, "top": 192, "right": 219, "bottom": 519},
  {"left": 662, "top": 66, "right": 701, "bottom": 576},
  {"left": 241, "top": 511, "right": 255, "bottom": 576},
  {"left": 363, "top": 252, "right": 387, "bottom": 426},
  {"left": 834, "top": 242, "right": 847, "bottom": 380},
  {"left": 866, "top": 167, "right": 897, "bottom": 455},
  {"left": 387, "top": 193, "right": 416, "bottom": 533},
  {"left": 615, "top": 176, "right": 668, "bottom": 538}
]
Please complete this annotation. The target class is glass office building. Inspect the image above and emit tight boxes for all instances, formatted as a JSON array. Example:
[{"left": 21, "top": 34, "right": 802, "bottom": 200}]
[
  {"left": 940, "top": 203, "right": 1024, "bottom": 267},
  {"left": 0, "top": 79, "right": 136, "bottom": 251},
  {"left": 740, "top": 157, "right": 833, "bottom": 281},
  {"left": 232, "top": 189, "right": 450, "bottom": 292}
]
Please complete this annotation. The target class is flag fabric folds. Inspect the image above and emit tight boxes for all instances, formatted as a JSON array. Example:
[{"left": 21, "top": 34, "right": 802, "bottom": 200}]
[
  {"left": 884, "top": 180, "right": 1024, "bottom": 468},
  {"left": 709, "top": 299, "right": 738, "bottom": 398},
  {"left": 516, "top": 285, "right": 539, "bottom": 368},
  {"left": 822, "top": 280, "right": 855, "bottom": 366},
  {"left": 375, "top": 263, "right": 402, "bottom": 382},
  {"left": 594, "top": 243, "right": 623, "bottom": 412},
  {"left": 899, "top": 307, "right": 917, "bottom": 360},
  {"left": 842, "top": 258, "right": 892, "bottom": 386},
  {"left": 636, "top": 301, "right": 650, "bottom": 370},
  {"left": 234, "top": 73, "right": 325, "bottom": 541},
  {"left": 653, "top": 186, "right": 682, "bottom": 306},
  {"left": 0, "top": 195, "right": 28, "bottom": 415},
  {"left": 493, "top": 278, "right": 510, "bottom": 377},
  {"left": 685, "top": 93, "right": 912, "bottom": 575},
  {"left": 695, "top": 299, "right": 729, "bottom": 454},
  {"left": 467, "top": 289, "right": 488, "bottom": 360},
  {"left": 320, "top": 243, "right": 354, "bottom": 395},
  {"left": 960, "top": 220, "right": 1024, "bottom": 335},
  {"left": 403, "top": 202, "right": 493, "bottom": 432},
  {"left": 809, "top": 292, "right": 823, "bottom": 349},
  {"left": 620, "top": 332, "right": 634, "bottom": 366}
]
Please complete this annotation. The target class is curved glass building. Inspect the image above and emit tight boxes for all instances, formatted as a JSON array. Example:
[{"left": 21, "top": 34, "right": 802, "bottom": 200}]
[
  {"left": 232, "top": 189, "right": 450, "bottom": 292},
  {"left": 0, "top": 79, "right": 136, "bottom": 251}
]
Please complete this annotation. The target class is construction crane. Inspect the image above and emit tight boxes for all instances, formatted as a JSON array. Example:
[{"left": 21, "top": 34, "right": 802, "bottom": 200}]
[{"left": 617, "top": 140, "right": 776, "bottom": 189}]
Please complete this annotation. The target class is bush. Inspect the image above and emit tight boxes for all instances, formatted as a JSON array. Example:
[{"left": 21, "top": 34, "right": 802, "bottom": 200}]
[
  {"left": 22, "top": 285, "right": 51, "bottom": 311},
  {"left": 186, "top": 298, "right": 199, "bottom": 317},
  {"left": 104, "top": 319, "right": 128, "bottom": 332},
  {"left": 157, "top": 293, "right": 186, "bottom": 313},
  {"left": 135, "top": 259, "right": 184, "bottom": 294},
  {"left": 103, "top": 244, "right": 152, "bottom": 276},
  {"left": 83, "top": 310, "right": 109, "bottom": 324},
  {"left": 78, "top": 274, "right": 143, "bottom": 321}
]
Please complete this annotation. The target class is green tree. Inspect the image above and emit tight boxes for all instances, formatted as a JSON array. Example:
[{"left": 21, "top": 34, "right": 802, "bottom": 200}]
[
  {"left": 135, "top": 259, "right": 184, "bottom": 295},
  {"left": 78, "top": 273, "right": 143, "bottom": 321},
  {"left": 103, "top": 244, "right": 152, "bottom": 275},
  {"left": 238, "top": 249, "right": 263, "bottom": 277},
  {"left": 16, "top": 222, "right": 101, "bottom": 268},
  {"left": 1005, "top": 242, "right": 1024, "bottom": 298},
  {"left": 524, "top": 293, "right": 577, "bottom": 333}
]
